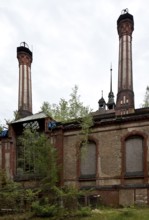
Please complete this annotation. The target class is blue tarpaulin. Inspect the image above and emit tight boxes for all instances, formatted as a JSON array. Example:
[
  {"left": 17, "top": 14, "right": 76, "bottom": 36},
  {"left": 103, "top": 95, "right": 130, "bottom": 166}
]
[
  {"left": 48, "top": 121, "right": 57, "bottom": 129},
  {"left": 0, "top": 130, "right": 8, "bottom": 137}
]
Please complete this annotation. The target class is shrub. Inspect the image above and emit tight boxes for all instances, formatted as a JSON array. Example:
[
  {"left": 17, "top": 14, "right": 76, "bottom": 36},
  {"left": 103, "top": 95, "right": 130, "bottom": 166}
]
[
  {"left": 32, "top": 201, "right": 57, "bottom": 217},
  {"left": 75, "top": 206, "right": 92, "bottom": 217}
]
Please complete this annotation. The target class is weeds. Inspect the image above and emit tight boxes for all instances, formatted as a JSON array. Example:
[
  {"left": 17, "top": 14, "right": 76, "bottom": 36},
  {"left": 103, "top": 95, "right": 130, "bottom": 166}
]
[{"left": 0, "top": 207, "right": 149, "bottom": 220}]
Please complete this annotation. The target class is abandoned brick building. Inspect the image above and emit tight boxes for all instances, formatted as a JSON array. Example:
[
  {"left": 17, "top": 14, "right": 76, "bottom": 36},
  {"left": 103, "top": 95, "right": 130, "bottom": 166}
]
[{"left": 1, "top": 10, "right": 149, "bottom": 206}]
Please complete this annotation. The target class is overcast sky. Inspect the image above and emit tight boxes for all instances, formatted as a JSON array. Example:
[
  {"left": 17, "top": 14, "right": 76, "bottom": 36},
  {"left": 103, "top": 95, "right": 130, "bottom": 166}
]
[{"left": 0, "top": 0, "right": 149, "bottom": 125}]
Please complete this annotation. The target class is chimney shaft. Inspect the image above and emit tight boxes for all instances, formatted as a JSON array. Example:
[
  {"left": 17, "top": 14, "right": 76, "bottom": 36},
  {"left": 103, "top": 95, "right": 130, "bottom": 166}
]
[
  {"left": 17, "top": 42, "right": 33, "bottom": 118},
  {"left": 116, "top": 10, "right": 134, "bottom": 115}
]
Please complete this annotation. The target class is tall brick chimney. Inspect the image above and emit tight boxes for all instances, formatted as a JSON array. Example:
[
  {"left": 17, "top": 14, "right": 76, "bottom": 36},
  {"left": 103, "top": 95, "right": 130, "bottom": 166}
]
[
  {"left": 116, "top": 9, "right": 134, "bottom": 115},
  {"left": 17, "top": 42, "right": 33, "bottom": 118}
]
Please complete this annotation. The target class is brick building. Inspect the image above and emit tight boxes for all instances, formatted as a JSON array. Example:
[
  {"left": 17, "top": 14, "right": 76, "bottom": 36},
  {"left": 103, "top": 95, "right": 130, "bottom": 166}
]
[{"left": 1, "top": 10, "right": 149, "bottom": 206}]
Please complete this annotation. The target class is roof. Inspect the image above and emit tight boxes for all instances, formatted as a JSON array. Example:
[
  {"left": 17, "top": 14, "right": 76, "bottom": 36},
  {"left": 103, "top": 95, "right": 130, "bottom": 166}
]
[
  {"left": 117, "top": 12, "right": 134, "bottom": 25},
  {"left": 92, "top": 109, "right": 115, "bottom": 117},
  {"left": 93, "top": 107, "right": 149, "bottom": 125},
  {"left": 11, "top": 107, "right": 149, "bottom": 129},
  {"left": 17, "top": 46, "right": 32, "bottom": 58},
  {"left": 11, "top": 112, "right": 49, "bottom": 124}
]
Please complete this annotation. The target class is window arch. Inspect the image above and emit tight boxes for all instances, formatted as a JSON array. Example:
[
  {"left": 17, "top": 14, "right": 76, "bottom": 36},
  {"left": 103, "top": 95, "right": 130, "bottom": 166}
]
[
  {"left": 125, "top": 135, "right": 143, "bottom": 176},
  {"left": 80, "top": 141, "right": 96, "bottom": 179},
  {"left": 121, "top": 131, "right": 148, "bottom": 181}
]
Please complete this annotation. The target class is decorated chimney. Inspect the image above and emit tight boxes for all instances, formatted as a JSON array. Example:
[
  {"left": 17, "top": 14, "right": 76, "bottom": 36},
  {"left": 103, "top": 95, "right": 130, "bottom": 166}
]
[
  {"left": 116, "top": 9, "right": 134, "bottom": 115},
  {"left": 17, "top": 42, "right": 33, "bottom": 118}
]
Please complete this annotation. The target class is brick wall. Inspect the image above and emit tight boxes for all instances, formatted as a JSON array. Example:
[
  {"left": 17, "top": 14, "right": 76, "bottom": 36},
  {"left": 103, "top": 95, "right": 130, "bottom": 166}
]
[{"left": 63, "top": 120, "right": 149, "bottom": 206}]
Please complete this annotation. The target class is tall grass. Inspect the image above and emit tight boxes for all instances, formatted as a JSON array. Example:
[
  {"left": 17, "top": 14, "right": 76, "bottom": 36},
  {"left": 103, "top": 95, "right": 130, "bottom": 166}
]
[
  {"left": 0, "top": 207, "right": 149, "bottom": 220},
  {"left": 67, "top": 207, "right": 149, "bottom": 220}
]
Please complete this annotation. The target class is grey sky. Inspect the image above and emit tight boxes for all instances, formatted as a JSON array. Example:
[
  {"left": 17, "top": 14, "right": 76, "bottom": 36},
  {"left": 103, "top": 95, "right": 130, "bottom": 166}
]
[{"left": 0, "top": 0, "right": 149, "bottom": 124}]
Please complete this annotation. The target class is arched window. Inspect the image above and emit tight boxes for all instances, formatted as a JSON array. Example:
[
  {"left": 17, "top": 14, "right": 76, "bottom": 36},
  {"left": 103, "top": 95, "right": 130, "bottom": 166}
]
[
  {"left": 125, "top": 135, "right": 143, "bottom": 176},
  {"left": 80, "top": 141, "right": 96, "bottom": 179}
]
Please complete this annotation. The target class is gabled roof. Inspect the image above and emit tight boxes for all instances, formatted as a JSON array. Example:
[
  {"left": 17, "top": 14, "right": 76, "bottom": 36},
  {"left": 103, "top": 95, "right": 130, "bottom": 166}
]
[{"left": 11, "top": 112, "right": 50, "bottom": 124}]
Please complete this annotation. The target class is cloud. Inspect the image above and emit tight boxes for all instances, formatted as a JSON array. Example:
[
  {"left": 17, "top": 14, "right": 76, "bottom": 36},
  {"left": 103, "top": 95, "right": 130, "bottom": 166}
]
[{"left": 0, "top": 0, "right": 149, "bottom": 124}]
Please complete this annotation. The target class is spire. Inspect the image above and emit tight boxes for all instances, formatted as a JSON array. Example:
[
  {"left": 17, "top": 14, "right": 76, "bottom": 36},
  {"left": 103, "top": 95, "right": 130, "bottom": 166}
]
[
  {"left": 107, "top": 65, "right": 115, "bottom": 110},
  {"left": 110, "top": 64, "right": 112, "bottom": 92},
  {"left": 98, "top": 90, "right": 106, "bottom": 109}
]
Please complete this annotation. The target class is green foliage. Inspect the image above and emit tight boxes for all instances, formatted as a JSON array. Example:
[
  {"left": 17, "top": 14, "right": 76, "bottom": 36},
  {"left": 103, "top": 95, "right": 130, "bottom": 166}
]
[
  {"left": 142, "top": 86, "right": 149, "bottom": 107},
  {"left": 24, "top": 189, "right": 39, "bottom": 207},
  {"left": 41, "top": 85, "right": 93, "bottom": 145},
  {"left": 0, "top": 86, "right": 94, "bottom": 217},
  {"left": 32, "top": 201, "right": 57, "bottom": 217},
  {"left": 0, "top": 125, "right": 2, "bottom": 132},
  {"left": 1, "top": 207, "right": 149, "bottom": 220},
  {"left": 0, "top": 123, "right": 7, "bottom": 132},
  {"left": 31, "top": 186, "right": 92, "bottom": 218},
  {"left": 61, "top": 186, "right": 81, "bottom": 211},
  {"left": 0, "top": 170, "right": 22, "bottom": 211},
  {"left": 75, "top": 206, "right": 92, "bottom": 217},
  {"left": 18, "top": 129, "right": 58, "bottom": 186},
  {"left": 0, "top": 170, "right": 41, "bottom": 213},
  {"left": 0, "top": 169, "right": 8, "bottom": 187},
  {"left": 13, "top": 110, "right": 21, "bottom": 121},
  {"left": 41, "top": 85, "right": 92, "bottom": 121}
]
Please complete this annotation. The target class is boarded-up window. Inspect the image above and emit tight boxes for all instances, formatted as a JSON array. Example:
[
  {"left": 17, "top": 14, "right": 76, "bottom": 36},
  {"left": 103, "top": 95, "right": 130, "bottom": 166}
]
[
  {"left": 80, "top": 141, "right": 96, "bottom": 178},
  {"left": 125, "top": 136, "right": 143, "bottom": 175}
]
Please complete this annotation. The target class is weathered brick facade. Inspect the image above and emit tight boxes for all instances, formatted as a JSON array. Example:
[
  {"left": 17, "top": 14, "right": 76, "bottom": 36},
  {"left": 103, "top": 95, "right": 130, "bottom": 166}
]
[
  {"left": 58, "top": 111, "right": 149, "bottom": 206},
  {"left": 1, "top": 10, "right": 149, "bottom": 207}
]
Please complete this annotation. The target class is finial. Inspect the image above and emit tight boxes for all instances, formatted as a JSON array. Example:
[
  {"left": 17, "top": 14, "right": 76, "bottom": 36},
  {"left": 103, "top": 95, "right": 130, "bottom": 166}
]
[
  {"left": 110, "top": 63, "right": 112, "bottom": 71},
  {"left": 110, "top": 64, "right": 112, "bottom": 92},
  {"left": 107, "top": 64, "right": 115, "bottom": 110},
  {"left": 101, "top": 90, "right": 103, "bottom": 98},
  {"left": 121, "top": 8, "right": 129, "bottom": 14},
  {"left": 20, "top": 42, "right": 29, "bottom": 48}
]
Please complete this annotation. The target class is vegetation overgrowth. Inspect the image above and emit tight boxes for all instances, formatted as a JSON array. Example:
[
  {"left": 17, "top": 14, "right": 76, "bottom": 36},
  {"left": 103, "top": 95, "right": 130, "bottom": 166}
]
[
  {"left": 0, "top": 86, "right": 95, "bottom": 218},
  {"left": 1, "top": 88, "right": 149, "bottom": 218},
  {"left": 142, "top": 86, "right": 149, "bottom": 107},
  {"left": 41, "top": 85, "right": 93, "bottom": 145},
  {"left": 0, "top": 207, "right": 149, "bottom": 219}
]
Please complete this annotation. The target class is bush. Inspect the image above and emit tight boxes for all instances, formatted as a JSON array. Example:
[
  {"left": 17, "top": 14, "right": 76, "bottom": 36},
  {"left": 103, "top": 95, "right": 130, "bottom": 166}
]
[
  {"left": 32, "top": 201, "right": 57, "bottom": 217},
  {"left": 75, "top": 206, "right": 92, "bottom": 217}
]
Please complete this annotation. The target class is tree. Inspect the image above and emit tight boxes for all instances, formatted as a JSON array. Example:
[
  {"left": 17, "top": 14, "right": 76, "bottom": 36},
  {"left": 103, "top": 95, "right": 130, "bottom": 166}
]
[
  {"left": 142, "top": 86, "right": 149, "bottom": 107},
  {"left": 13, "top": 110, "right": 21, "bottom": 120},
  {"left": 14, "top": 86, "right": 94, "bottom": 217},
  {"left": 18, "top": 129, "right": 89, "bottom": 218},
  {"left": 18, "top": 128, "right": 57, "bottom": 186},
  {"left": 0, "top": 124, "right": 2, "bottom": 133},
  {"left": 41, "top": 85, "right": 93, "bottom": 144},
  {"left": 0, "top": 121, "right": 8, "bottom": 132},
  {"left": 0, "top": 169, "right": 23, "bottom": 211}
]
